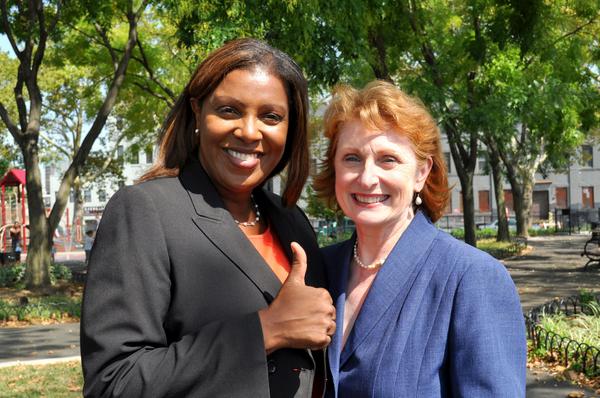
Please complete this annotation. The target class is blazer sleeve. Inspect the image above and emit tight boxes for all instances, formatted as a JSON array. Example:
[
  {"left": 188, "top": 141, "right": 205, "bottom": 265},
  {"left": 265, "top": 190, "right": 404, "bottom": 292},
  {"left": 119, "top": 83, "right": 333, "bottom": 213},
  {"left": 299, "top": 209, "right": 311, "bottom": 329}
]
[
  {"left": 448, "top": 255, "right": 527, "bottom": 398},
  {"left": 81, "top": 186, "right": 269, "bottom": 398}
]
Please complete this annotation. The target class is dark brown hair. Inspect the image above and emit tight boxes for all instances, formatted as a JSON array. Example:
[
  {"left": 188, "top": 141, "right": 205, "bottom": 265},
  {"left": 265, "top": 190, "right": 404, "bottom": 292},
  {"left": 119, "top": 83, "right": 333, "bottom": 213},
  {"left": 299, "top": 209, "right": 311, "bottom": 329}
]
[
  {"left": 313, "top": 81, "right": 450, "bottom": 222},
  {"left": 139, "top": 38, "right": 309, "bottom": 207}
]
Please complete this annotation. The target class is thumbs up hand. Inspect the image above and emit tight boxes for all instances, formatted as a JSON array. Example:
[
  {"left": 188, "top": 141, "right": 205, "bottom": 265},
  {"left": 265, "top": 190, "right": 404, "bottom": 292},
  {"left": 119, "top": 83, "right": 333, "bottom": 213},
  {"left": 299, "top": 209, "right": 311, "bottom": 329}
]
[{"left": 258, "top": 242, "right": 336, "bottom": 354}]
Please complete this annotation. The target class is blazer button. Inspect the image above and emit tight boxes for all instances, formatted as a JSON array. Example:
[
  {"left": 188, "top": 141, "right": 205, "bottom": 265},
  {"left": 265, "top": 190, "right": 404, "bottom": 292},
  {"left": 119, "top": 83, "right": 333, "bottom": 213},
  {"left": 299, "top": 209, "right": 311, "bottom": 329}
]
[{"left": 267, "top": 360, "right": 276, "bottom": 374}]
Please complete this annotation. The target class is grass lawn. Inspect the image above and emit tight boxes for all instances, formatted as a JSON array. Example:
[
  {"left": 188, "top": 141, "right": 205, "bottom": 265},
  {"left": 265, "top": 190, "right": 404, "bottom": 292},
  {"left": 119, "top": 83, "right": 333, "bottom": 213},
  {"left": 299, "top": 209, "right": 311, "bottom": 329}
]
[{"left": 0, "top": 360, "right": 82, "bottom": 397}]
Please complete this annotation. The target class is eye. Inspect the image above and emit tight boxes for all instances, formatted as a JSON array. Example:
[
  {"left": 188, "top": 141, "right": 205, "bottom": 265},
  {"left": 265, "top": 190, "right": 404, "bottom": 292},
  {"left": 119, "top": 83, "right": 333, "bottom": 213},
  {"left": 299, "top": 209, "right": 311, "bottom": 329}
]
[
  {"left": 343, "top": 154, "right": 361, "bottom": 163},
  {"left": 381, "top": 155, "right": 398, "bottom": 163},
  {"left": 217, "top": 106, "right": 240, "bottom": 118},
  {"left": 262, "top": 112, "right": 284, "bottom": 125}
]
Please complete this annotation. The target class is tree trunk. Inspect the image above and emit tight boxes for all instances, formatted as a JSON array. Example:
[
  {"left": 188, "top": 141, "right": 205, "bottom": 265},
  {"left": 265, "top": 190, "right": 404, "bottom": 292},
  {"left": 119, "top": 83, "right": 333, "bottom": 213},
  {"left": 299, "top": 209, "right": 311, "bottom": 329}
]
[
  {"left": 488, "top": 143, "right": 509, "bottom": 241},
  {"left": 22, "top": 142, "right": 52, "bottom": 288},
  {"left": 516, "top": 170, "right": 535, "bottom": 236},
  {"left": 458, "top": 172, "right": 476, "bottom": 246},
  {"left": 71, "top": 177, "right": 84, "bottom": 244}
]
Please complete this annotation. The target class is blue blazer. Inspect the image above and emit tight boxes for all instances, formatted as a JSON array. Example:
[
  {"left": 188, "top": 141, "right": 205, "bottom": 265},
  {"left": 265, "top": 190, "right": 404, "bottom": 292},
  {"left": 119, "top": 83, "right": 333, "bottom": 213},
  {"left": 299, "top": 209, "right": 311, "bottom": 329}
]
[{"left": 322, "top": 212, "right": 526, "bottom": 397}]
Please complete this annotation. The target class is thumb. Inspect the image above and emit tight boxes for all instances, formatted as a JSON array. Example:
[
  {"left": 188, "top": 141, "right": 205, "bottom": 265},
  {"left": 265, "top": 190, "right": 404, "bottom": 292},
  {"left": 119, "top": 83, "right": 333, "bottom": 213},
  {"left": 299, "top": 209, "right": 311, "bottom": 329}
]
[{"left": 286, "top": 242, "right": 307, "bottom": 285}]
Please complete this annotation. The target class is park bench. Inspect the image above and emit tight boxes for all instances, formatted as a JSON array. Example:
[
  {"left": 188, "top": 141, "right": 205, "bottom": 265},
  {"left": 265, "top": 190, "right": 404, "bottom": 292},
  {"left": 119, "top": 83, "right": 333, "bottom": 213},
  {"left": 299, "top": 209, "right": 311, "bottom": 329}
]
[{"left": 581, "top": 224, "right": 600, "bottom": 271}]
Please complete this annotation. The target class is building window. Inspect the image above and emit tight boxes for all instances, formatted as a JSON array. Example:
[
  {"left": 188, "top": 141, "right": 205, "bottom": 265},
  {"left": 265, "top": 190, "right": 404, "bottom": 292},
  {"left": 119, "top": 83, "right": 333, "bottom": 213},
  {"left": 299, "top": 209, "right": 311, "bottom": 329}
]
[
  {"left": 131, "top": 150, "right": 139, "bottom": 165},
  {"left": 582, "top": 145, "right": 593, "bottom": 168},
  {"left": 503, "top": 190, "right": 514, "bottom": 212},
  {"left": 478, "top": 157, "right": 488, "bottom": 174},
  {"left": 84, "top": 189, "right": 92, "bottom": 203},
  {"left": 98, "top": 189, "right": 107, "bottom": 202},
  {"left": 582, "top": 186, "right": 595, "bottom": 209},
  {"left": 44, "top": 166, "right": 52, "bottom": 195},
  {"left": 444, "top": 152, "right": 451, "bottom": 174},
  {"left": 555, "top": 187, "right": 568, "bottom": 209},
  {"left": 145, "top": 147, "right": 153, "bottom": 164},
  {"left": 478, "top": 190, "right": 490, "bottom": 212}
]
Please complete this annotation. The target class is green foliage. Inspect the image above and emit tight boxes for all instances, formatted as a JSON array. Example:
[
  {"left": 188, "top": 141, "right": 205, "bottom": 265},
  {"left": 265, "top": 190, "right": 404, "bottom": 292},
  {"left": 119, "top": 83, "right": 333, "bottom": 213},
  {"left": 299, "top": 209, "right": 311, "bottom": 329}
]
[
  {"left": 304, "top": 186, "right": 337, "bottom": 222},
  {"left": 532, "top": 293, "right": 600, "bottom": 377},
  {"left": 0, "top": 296, "right": 81, "bottom": 322},
  {"left": 0, "top": 263, "right": 72, "bottom": 287},
  {"left": 317, "top": 230, "right": 354, "bottom": 247},
  {"left": 0, "top": 295, "right": 81, "bottom": 323},
  {"left": 49, "top": 263, "right": 72, "bottom": 284},
  {"left": 476, "top": 238, "right": 525, "bottom": 259},
  {"left": 0, "top": 264, "right": 26, "bottom": 287}
]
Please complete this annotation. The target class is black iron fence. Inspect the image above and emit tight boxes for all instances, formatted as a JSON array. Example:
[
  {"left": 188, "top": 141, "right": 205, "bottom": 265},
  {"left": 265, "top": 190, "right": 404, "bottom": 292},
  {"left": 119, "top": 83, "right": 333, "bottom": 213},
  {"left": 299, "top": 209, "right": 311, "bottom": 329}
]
[
  {"left": 555, "top": 208, "right": 600, "bottom": 234},
  {"left": 525, "top": 293, "right": 600, "bottom": 376}
]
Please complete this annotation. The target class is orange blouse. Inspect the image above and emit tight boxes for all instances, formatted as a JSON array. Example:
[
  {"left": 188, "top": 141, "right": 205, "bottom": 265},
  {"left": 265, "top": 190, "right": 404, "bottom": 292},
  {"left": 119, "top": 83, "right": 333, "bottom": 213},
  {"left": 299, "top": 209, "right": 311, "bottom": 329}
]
[{"left": 247, "top": 225, "right": 291, "bottom": 282}]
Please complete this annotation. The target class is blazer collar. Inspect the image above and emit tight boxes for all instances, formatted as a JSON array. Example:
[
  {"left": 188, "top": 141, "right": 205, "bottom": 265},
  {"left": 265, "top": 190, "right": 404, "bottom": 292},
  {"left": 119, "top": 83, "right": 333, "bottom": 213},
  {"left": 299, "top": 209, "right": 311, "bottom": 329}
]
[
  {"left": 336, "top": 211, "right": 439, "bottom": 367},
  {"left": 179, "top": 160, "right": 282, "bottom": 303}
]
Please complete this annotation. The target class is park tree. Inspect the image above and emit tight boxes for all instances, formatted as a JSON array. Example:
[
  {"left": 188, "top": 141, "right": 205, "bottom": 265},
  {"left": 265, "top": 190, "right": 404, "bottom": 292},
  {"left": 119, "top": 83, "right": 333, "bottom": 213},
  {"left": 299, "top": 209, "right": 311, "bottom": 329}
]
[
  {"left": 475, "top": 1, "right": 600, "bottom": 236},
  {"left": 36, "top": 6, "right": 192, "bottom": 244},
  {"left": 0, "top": 0, "right": 148, "bottom": 289}
]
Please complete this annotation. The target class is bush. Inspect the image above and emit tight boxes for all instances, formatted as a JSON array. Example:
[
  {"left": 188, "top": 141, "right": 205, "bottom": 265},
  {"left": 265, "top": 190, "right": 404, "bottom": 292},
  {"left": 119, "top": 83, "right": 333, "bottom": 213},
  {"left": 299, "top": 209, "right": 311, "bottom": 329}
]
[
  {"left": 50, "top": 263, "right": 72, "bottom": 283},
  {"left": 0, "top": 264, "right": 25, "bottom": 287},
  {"left": 0, "top": 295, "right": 81, "bottom": 323},
  {"left": 531, "top": 294, "right": 600, "bottom": 377},
  {"left": 0, "top": 263, "right": 73, "bottom": 287}
]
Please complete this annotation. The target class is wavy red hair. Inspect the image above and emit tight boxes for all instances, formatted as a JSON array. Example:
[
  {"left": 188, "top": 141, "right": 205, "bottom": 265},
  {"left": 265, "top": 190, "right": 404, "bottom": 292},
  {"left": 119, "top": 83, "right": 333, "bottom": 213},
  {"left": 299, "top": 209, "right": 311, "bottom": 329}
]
[{"left": 313, "top": 81, "right": 449, "bottom": 222}]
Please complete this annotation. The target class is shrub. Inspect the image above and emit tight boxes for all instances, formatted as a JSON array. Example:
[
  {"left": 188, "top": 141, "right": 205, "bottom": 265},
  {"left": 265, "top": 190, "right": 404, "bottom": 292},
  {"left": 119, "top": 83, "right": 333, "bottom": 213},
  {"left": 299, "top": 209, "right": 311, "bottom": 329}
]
[
  {"left": 0, "top": 264, "right": 25, "bottom": 287},
  {"left": 0, "top": 295, "right": 81, "bottom": 323},
  {"left": 50, "top": 263, "right": 72, "bottom": 283}
]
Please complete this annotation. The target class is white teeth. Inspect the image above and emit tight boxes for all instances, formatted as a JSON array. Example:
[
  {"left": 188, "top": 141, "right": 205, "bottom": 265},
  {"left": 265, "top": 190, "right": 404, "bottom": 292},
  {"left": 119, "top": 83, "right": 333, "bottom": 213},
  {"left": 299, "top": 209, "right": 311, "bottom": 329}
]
[
  {"left": 354, "top": 194, "right": 387, "bottom": 204},
  {"left": 226, "top": 149, "right": 259, "bottom": 161}
]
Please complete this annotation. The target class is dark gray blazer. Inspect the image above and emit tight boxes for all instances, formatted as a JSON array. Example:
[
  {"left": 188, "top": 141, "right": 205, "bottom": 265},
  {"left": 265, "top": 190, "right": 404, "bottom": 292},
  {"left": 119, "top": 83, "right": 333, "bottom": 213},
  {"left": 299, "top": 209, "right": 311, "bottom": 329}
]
[{"left": 81, "top": 161, "right": 327, "bottom": 398}]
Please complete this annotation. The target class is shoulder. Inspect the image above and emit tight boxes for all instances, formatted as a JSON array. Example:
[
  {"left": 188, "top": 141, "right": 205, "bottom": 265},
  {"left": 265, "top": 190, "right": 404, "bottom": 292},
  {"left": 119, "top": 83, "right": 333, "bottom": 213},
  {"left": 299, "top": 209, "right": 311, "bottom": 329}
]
[
  {"left": 431, "top": 231, "right": 516, "bottom": 296},
  {"left": 108, "top": 177, "right": 182, "bottom": 205}
]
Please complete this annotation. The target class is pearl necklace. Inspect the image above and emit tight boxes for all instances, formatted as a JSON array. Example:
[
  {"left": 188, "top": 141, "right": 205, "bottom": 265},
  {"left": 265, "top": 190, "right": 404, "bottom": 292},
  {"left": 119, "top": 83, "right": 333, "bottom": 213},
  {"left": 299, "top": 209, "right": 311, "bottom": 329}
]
[
  {"left": 353, "top": 241, "right": 386, "bottom": 270},
  {"left": 234, "top": 194, "right": 261, "bottom": 227}
]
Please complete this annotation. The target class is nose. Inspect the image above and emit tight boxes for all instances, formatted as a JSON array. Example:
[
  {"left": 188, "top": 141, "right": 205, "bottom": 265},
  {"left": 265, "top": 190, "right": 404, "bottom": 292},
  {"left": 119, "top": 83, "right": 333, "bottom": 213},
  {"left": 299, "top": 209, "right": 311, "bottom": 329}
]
[
  {"left": 234, "top": 116, "right": 262, "bottom": 143},
  {"left": 357, "top": 160, "right": 378, "bottom": 188}
]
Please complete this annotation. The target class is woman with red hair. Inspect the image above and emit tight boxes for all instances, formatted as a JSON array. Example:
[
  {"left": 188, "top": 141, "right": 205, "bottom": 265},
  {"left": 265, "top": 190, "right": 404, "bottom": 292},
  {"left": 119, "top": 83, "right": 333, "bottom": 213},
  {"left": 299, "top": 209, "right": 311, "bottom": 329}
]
[{"left": 314, "top": 81, "right": 526, "bottom": 397}]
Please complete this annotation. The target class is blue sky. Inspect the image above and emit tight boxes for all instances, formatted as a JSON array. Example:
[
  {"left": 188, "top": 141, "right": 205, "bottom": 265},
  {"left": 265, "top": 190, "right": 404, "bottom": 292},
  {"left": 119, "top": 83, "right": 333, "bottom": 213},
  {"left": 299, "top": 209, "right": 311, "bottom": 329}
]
[{"left": 1, "top": 34, "right": 12, "bottom": 54}]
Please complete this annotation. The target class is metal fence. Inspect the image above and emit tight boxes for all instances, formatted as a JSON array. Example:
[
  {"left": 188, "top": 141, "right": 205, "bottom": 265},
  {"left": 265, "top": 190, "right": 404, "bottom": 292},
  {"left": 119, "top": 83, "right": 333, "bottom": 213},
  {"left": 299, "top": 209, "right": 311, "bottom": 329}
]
[
  {"left": 555, "top": 208, "right": 600, "bottom": 234},
  {"left": 525, "top": 293, "right": 600, "bottom": 376}
]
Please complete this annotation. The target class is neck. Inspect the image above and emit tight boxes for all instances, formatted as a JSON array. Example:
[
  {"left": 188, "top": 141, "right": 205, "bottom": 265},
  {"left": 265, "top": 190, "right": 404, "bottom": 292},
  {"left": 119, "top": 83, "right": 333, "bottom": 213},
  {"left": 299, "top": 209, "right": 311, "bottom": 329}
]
[{"left": 354, "top": 209, "right": 416, "bottom": 266}]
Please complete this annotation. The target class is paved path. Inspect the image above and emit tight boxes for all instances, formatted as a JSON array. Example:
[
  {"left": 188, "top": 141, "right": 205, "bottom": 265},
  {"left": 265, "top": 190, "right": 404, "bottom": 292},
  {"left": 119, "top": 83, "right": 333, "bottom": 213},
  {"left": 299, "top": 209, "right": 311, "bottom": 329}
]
[
  {"left": 1, "top": 236, "right": 600, "bottom": 397},
  {"left": 503, "top": 234, "right": 600, "bottom": 397},
  {"left": 0, "top": 323, "right": 79, "bottom": 368}
]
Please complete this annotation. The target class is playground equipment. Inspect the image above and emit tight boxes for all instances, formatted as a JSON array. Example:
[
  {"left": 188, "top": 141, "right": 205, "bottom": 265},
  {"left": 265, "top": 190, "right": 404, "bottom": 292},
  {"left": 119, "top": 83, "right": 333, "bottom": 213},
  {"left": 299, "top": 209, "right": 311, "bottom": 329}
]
[{"left": 0, "top": 169, "right": 27, "bottom": 259}]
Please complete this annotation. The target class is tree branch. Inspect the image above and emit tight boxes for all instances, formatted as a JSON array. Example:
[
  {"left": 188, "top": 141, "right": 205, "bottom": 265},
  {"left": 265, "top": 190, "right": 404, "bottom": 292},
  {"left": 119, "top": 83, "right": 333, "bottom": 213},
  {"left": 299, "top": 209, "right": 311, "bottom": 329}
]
[
  {"left": 39, "top": 131, "right": 71, "bottom": 157},
  {"left": 0, "top": 101, "right": 21, "bottom": 139},
  {"left": 134, "top": 37, "right": 177, "bottom": 102},
  {"left": 94, "top": 22, "right": 119, "bottom": 69}
]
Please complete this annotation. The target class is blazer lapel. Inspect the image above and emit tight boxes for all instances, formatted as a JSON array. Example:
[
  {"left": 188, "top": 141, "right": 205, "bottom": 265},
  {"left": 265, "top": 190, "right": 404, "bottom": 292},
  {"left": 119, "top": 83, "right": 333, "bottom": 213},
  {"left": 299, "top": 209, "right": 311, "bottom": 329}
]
[
  {"left": 180, "top": 161, "right": 282, "bottom": 303},
  {"left": 326, "top": 238, "right": 354, "bottom": 395},
  {"left": 340, "top": 212, "right": 438, "bottom": 367}
]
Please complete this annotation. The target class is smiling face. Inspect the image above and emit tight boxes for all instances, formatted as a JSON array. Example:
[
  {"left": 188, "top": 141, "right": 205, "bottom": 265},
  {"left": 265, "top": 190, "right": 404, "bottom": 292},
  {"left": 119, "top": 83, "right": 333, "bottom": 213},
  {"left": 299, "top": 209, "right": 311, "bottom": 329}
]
[
  {"left": 334, "top": 119, "right": 432, "bottom": 233},
  {"left": 191, "top": 68, "right": 289, "bottom": 199}
]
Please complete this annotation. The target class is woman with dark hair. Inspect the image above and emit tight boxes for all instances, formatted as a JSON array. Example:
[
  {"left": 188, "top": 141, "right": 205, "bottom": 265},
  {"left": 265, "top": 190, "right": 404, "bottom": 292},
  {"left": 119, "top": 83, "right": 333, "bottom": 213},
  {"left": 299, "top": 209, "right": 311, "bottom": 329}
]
[
  {"left": 81, "top": 38, "right": 335, "bottom": 398},
  {"left": 314, "top": 81, "right": 526, "bottom": 397}
]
